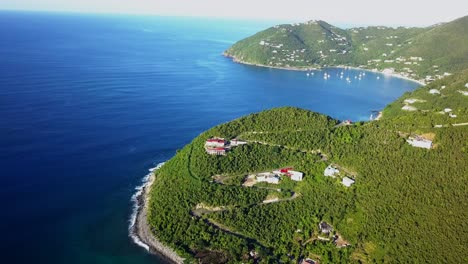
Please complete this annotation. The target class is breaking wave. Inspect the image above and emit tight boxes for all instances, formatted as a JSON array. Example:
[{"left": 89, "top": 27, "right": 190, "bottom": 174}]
[{"left": 129, "top": 162, "right": 165, "bottom": 251}]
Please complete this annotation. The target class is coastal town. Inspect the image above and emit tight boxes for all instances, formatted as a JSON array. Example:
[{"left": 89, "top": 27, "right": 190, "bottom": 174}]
[{"left": 225, "top": 18, "right": 468, "bottom": 87}]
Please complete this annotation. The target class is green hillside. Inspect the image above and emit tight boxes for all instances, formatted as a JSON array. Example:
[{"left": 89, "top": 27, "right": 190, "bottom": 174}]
[
  {"left": 224, "top": 16, "right": 468, "bottom": 83},
  {"left": 144, "top": 16, "right": 468, "bottom": 263},
  {"left": 147, "top": 72, "right": 468, "bottom": 263}
]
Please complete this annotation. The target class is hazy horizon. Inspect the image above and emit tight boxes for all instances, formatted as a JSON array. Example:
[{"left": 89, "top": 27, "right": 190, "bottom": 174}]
[{"left": 1, "top": 0, "right": 467, "bottom": 27}]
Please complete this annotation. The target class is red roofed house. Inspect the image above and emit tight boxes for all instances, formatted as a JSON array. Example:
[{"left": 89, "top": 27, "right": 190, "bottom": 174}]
[
  {"left": 273, "top": 168, "right": 304, "bottom": 181},
  {"left": 205, "top": 138, "right": 226, "bottom": 148}
]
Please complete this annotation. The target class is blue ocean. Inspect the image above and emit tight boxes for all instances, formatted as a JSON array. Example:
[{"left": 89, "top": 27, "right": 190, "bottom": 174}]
[{"left": 0, "top": 11, "right": 419, "bottom": 263}]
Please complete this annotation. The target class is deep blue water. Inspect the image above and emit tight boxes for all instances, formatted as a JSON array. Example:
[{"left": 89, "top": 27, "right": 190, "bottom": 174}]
[{"left": 0, "top": 11, "right": 419, "bottom": 263}]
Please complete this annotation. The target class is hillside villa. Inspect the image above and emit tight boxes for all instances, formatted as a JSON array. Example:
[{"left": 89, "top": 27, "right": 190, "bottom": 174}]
[
  {"left": 273, "top": 168, "right": 304, "bottom": 181},
  {"left": 204, "top": 137, "right": 248, "bottom": 155},
  {"left": 205, "top": 138, "right": 226, "bottom": 148},
  {"left": 406, "top": 136, "right": 432, "bottom": 149},
  {"left": 251, "top": 168, "right": 304, "bottom": 185}
]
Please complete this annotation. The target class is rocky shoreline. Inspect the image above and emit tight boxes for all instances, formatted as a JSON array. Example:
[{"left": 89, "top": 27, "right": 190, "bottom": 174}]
[{"left": 131, "top": 173, "right": 185, "bottom": 264}]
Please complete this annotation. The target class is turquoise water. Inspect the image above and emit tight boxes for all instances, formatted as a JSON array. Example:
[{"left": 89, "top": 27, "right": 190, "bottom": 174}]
[{"left": 0, "top": 11, "right": 419, "bottom": 263}]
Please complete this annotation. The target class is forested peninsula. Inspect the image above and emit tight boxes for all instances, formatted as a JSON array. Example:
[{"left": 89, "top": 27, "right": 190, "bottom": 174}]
[{"left": 137, "top": 17, "right": 468, "bottom": 264}]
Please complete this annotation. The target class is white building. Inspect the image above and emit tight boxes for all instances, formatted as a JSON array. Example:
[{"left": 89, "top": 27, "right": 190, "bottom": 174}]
[
  {"left": 444, "top": 108, "right": 453, "bottom": 113},
  {"left": 290, "top": 171, "right": 303, "bottom": 181},
  {"left": 429, "top": 89, "right": 440, "bottom": 95},
  {"left": 459, "top": 90, "right": 468, "bottom": 96},
  {"left": 324, "top": 165, "right": 339, "bottom": 177},
  {"left": 406, "top": 137, "right": 432, "bottom": 149},
  {"left": 342, "top": 177, "right": 355, "bottom": 187},
  {"left": 205, "top": 138, "right": 225, "bottom": 148},
  {"left": 256, "top": 173, "right": 280, "bottom": 184}
]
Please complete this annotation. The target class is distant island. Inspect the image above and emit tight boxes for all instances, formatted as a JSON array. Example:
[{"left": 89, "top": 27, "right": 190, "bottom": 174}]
[
  {"left": 132, "top": 17, "right": 468, "bottom": 264},
  {"left": 224, "top": 16, "right": 468, "bottom": 84}
]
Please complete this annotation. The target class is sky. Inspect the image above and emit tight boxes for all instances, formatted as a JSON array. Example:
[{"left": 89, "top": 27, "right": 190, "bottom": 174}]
[{"left": 1, "top": 0, "right": 467, "bottom": 26}]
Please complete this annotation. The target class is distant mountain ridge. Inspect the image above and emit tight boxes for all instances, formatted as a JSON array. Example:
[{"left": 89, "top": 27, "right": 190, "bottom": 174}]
[{"left": 225, "top": 16, "right": 468, "bottom": 83}]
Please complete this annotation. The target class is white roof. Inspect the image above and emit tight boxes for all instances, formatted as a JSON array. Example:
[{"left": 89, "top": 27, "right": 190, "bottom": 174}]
[
  {"left": 402, "top": 105, "right": 417, "bottom": 111},
  {"left": 324, "top": 165, "right": 339, "bottom": 177},
  {"left": 342, "top": 177, "right": 355, "bottom": 187},
  {"left": 407, "top": 137, "right": 432, "bottom": 149}
]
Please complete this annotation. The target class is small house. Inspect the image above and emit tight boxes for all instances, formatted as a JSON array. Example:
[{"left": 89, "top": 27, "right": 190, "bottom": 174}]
[
  {"left": 342, "top": 177, "right": 355, "bottom": 187},
  {"left": 429, "top": 89, "right": 440, "bottom": 95},
  {"left": 289, "top": 171, "right": 304, "bottom": 181},
  {"left": 324, "top": 165, "right": 339, "bottom": 177},
  {"left": 319, "top": 221, "right": 333, "bottom": 234}
]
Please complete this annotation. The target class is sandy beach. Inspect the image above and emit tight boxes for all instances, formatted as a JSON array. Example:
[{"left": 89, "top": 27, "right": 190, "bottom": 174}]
[
  {"left": 224, "top": 53, "right": 426, "bottom": 86},
  {"left": 130, "top": 173, "right": 185, "bottom": 264}
]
